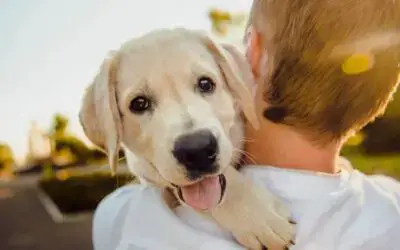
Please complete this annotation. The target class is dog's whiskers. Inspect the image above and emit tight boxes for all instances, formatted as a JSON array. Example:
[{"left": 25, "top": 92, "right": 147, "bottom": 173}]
[{"left": 233, "top": 147, "right": 258, "bottom": 165}]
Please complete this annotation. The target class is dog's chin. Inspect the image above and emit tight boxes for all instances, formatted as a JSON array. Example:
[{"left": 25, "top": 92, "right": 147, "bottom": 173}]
[{"left": 171, "top": 174, "right": 227, "bottom": 211}]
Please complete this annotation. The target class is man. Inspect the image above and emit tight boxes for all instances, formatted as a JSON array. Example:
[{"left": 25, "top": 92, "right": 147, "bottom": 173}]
[{"left": 93, "top": 0, "right": 400, "bottom": 249}]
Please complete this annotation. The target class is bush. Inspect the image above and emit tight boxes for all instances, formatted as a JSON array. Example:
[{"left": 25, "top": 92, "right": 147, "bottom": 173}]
[
  {"left": 39, "top": 172, "right": 134, "bottom": 214},
  {"left": 361, "top": 117, "right": 400, "bottom": 154},
  {"left": 0, "top": 143, "right": 14, "bottom": 171}
]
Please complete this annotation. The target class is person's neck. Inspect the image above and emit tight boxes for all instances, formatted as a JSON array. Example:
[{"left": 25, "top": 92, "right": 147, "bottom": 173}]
[{"left": 244, "top": 120, "right": 342, "bottom": 174}]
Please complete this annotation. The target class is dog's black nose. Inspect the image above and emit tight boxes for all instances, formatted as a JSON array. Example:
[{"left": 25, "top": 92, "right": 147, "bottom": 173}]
[{"left": 172, "top": 129, "right": 218, "bottom": 173}]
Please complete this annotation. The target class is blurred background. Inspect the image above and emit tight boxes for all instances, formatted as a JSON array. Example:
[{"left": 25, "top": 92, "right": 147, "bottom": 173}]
[{"left": 0, "top": 0, "right": 399, "bottom": 249}]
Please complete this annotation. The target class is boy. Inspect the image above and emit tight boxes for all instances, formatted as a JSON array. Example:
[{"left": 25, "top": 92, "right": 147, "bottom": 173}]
[{"left": 93, "top": 0, "right": 400, "bottom": 249}]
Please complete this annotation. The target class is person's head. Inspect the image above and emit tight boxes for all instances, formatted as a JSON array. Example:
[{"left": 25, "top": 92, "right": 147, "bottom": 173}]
[{"left": 245, "top": 0, "right": 400, "bottom": 148}]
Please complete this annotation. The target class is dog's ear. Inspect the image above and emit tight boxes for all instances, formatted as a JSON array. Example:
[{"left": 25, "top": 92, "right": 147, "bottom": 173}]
[
  {"left": 198, "top": 33, "right": 260, "bottom": 129},
  {"left": 79, "top": 52, "right": 122, "bottom": 174}
]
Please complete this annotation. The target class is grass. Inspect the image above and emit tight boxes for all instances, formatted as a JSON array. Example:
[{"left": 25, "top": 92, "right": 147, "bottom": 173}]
[
  {"left": 341, "top": 132, "right": 400, "bottom": 180},
  {"left": 344, "top": 153, "right": 400, "bottom": 180}
]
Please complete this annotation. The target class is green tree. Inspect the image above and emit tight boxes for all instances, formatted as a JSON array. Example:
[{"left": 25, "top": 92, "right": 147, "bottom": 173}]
[
  {"left": 0, "top": 143, "right": 15, "bottom": 171},
  {"left": 208, "top": 8, "right": 247, "bottom": 37},
  {"left": 360, "top": 89, "right": 400, "bottom": 154},
  {"left": 48, "top": 113, "right": 106, "bottom": 165},
  {"left": 50, "top": 113, "right": 69, "bottom": 137}
]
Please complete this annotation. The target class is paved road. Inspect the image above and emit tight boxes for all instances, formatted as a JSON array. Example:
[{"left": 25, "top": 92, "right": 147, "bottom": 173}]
[
  {"left": 0, "top": 175, "right": 40, "bottom": 188},
  {"left": 0, "top": 164, "right": 131, "bottom": 250},
  {"left": 0, "top": 186, "right": 93, "bottom": 250}
]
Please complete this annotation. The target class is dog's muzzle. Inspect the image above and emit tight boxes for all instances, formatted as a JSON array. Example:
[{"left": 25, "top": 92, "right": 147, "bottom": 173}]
[
  {"left": 172, "top": 129, "right": 219, "bottom": 178},
  {"left": 171, "top": 129, "right": 227, "bottom": 210}
]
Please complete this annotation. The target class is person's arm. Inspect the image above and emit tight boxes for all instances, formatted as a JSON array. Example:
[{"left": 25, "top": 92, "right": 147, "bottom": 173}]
[{"left": 92, "top": 184, "right": 139, "bottom": 250}]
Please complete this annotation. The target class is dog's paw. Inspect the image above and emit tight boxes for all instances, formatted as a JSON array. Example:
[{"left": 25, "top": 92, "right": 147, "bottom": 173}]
[
  {"left": 230, "top": 195, "right": 295, "bottom": 250},
  {"left": 210, "top": 168, "right": 295, "bottom": 250}
]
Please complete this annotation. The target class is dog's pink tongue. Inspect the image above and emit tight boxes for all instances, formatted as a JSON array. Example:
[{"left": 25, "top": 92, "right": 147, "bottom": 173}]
[{"left": 181, "top": 176, "right": 221, "bottom": 210}]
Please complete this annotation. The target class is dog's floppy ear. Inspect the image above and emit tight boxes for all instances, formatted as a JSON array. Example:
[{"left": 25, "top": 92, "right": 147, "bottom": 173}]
[
  {"left": 79, "top": 52, "right": 122, "bottom": 174},
  {"left": 198, "top": 33, "right": 260, "bottom": 129}
]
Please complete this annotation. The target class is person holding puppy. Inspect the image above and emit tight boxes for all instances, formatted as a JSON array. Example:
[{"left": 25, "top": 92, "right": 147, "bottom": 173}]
[
  {"left": 92, "top": 0, "right": 400, "bottom": 249},
  {"left": 241, "top": 0, "right": 400, "bottom": 249}
]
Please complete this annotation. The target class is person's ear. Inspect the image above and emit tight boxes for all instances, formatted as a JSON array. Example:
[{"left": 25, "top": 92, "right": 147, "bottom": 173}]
[{"left": 245, "top": 26, "right": 262, "bottom": 78}]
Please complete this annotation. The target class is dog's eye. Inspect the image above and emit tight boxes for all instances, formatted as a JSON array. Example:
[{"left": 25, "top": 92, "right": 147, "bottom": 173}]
[
  {"left": 197, "top": 76, "right": 215, "bottom": 94},
  {"left": 129, "top": 96, "right": 151, "bottom": 114}
]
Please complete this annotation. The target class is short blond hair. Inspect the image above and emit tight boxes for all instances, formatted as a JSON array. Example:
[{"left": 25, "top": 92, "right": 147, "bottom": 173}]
[{"left": 248, "top": 0, "right": 400, "bottom": 144}]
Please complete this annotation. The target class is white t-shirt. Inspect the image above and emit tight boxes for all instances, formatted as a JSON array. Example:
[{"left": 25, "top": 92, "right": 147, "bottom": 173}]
[{"left": 92, "top": 162, "right": 400, "bottom": 250}]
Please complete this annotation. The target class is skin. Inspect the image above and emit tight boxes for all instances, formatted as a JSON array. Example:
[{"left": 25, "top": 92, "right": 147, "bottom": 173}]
[{"left": 244, "top": 26, "right": 341, "bottom": 174}]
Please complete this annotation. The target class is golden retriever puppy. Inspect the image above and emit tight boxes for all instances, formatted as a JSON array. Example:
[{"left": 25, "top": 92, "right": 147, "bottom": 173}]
[{"left": 79, "top": 28, "right": 294, "bottom": 250}]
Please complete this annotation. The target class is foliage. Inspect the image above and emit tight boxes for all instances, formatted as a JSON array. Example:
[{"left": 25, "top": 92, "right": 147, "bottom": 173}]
[
  {"left": 48, "top": 113, "right": 106, "bottom": 166},
  {"left": 42, "top": 162, "right": 55, "bottom": 179},
  {"left": 209, "top": 8, "right": 232, "bottom": 35},
  {"left": 382, "top": 90, "right": 400, "bottom": 117},
  {"left": 50, "top": 113, "right": 69, "bottom": 136},
  {"left": 39, "top": 172, "right": 134, "bottom": 214},
  {"left": 208, "top": 8, "right": 247, "bottom": 37},
  {"left": 360, "top": 117, "right": 400, "bottom": 154},
  {"left": 342, "top": 147, "right": 400, "bottom": 180},
  {"left": 0, "top": 143, "right": 14, "bottom": 170}
]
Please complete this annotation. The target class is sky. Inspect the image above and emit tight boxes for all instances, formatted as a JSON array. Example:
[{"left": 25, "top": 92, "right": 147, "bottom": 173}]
[{"left": 0, "top": 0, "right": 252, "bottom": 161}]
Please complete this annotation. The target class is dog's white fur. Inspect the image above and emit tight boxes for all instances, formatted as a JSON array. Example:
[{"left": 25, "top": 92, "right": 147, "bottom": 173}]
[{"left": 79, "top": 28, "right": 294, "bottom": 250}]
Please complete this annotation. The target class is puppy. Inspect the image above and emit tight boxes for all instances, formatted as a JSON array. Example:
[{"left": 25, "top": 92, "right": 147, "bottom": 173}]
[{"left": 79, "top": 28, "right": 294, "bottom": 250}]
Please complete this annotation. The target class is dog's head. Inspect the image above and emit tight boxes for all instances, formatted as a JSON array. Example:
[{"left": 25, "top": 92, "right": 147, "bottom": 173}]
[{"left": 79, "top": 29, "right": 258, "bottom": 209}]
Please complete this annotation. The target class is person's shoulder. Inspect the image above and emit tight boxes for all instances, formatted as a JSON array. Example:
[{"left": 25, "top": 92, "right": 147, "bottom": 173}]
[
  {"left": 95, "top": 183, "right": 149, "bottom": 214},
  {"left": 92, "top": 183, "right": 162, "bottom": 250},
  {"left": 355, "top": 173, "right": 400, "bottom": 249},
  {"left": 360, "top": 172, "right": 400, "bottom": 225},
  {"left": 340, "top": 156, "right": 399, "bottom": 196},
  {"left": 343, "top": 170, "right": 400, "bottom": 248},
  {"left": 366, "top": 174, "right": 400, "bottom": 193},
  {"left": 351, "top": 169, "right": 400, "bottom": 210},
  {"left": 355, "top": 170, "right": 400, "bottom": 202},
  {"left": 97, "top": 182, "right": 163, "bottom": 209}
]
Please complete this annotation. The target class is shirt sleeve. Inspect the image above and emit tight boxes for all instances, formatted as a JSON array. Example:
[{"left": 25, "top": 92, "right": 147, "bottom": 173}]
[{"left": 92, "top": 184, "right": 142, "bottom": 250}]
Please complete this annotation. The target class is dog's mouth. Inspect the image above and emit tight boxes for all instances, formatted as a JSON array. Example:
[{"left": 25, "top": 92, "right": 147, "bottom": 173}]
[{"left": 172, "top": 174, "right": 226, "bottom": 211}]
